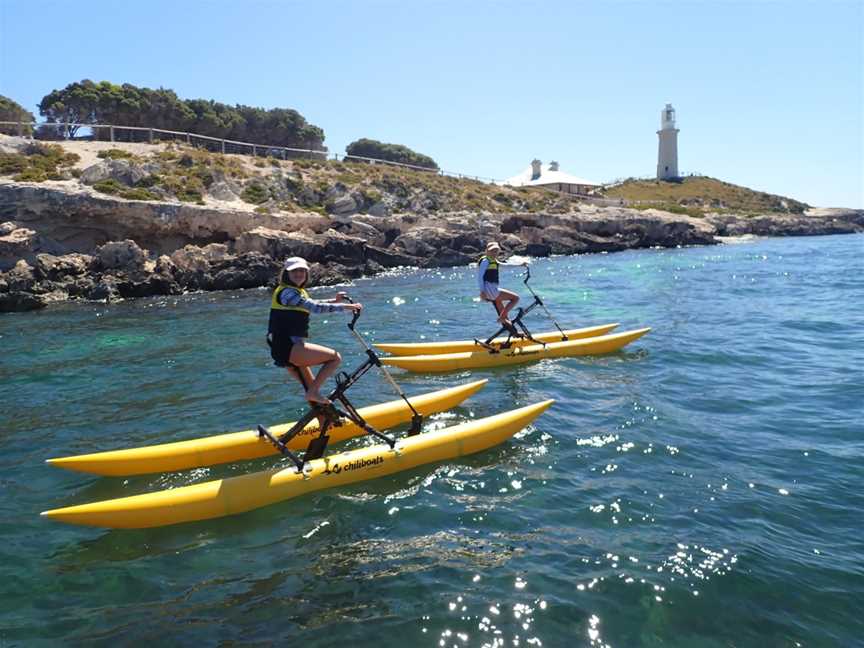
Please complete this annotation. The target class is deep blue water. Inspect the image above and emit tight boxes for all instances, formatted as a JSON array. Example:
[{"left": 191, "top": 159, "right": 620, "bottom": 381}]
[{"left": 1, "top": 234, "right": 862, "bottom": 647}]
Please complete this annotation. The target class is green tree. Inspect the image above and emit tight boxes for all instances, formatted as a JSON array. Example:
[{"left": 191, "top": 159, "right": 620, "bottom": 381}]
[
  {"left": 37, "top": 80, "right": 326, "bottom": 149},
  {"left": 38, "top": 79, "right": 105, "bottom": 137},
  {"left": 0, "top": 95, "right": 36, "bottom": 135},
  {"left": 345, "top": 138, "right": 438, "bottom": 169}
]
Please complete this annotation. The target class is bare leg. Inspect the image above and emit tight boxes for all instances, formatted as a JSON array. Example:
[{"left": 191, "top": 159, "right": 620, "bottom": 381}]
[
  {"left": 495, "top": 289, "right": 520, "bottom": 323},
  {"left": 288, "top": 342, "right": 342, "bottom": 404},
  {"left": 286, "top": 365, "right": 327, "bottom": 428}
]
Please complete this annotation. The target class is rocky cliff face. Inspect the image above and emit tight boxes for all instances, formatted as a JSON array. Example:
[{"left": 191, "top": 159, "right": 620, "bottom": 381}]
[{"left": 1, "top": 181, "right": 862, "bottom": 313}]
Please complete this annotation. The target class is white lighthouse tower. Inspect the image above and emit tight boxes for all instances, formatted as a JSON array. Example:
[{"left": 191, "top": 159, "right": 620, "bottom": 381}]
[{"left": 656, "top": 103, "right": 679, "bottom": 180}]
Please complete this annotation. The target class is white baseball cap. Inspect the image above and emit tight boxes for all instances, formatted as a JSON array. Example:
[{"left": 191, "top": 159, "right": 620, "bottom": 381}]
[
  {"left": 283, "top": 257, "right": 310, "bottom": 272},
  {"left": 486, "top": 241, "right": 501, "bottom": 252}
]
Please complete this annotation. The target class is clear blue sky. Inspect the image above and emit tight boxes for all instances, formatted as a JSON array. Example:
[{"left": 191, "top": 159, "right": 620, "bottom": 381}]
[{"left": 1, "top": 0, "right": 862, "bottom": 207}]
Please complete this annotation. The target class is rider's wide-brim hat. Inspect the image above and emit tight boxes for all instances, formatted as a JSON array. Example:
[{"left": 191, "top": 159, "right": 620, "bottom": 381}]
[{"left": 283, "top": 257, "right": 310, "bottom": 271}]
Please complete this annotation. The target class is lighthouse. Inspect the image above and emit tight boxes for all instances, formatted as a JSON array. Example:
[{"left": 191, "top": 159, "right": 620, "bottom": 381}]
[{"left": 656, "top": 103, "right": 679, "bottom": 180}]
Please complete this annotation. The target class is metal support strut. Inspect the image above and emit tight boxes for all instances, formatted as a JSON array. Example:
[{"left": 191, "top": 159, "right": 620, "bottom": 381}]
[
  {"left": 474, "top": 266, "right": 568, "bottom": 352},
  {"left": 257, "top": 296, "right": 422, "bottom": 472}
]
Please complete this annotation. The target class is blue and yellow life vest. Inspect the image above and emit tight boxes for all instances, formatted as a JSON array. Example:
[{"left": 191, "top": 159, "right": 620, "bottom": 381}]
[
  {"left": 480, "top": 255, "right": 499, "bottom": 284},
  {"left": 268, "top": 284, "right": 310, "bottom": 338}
]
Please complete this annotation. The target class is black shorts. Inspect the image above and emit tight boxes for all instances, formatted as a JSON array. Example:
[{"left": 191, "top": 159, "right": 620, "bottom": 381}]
[{"left": 268, "top": 334, "right": 295, "bottom": 367}]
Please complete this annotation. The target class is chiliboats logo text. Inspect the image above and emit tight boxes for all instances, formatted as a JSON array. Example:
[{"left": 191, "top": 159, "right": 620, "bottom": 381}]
[{"left": 323, "top": 455, "right": 385, "bottom": 475}]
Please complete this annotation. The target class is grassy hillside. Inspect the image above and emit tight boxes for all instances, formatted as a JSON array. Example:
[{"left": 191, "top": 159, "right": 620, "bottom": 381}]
[
  {"left": 0, "top": 138, "right": 583, "bottom": 215},
  {"left": 1, "top": 137, "right": 813, "bottom": 218},
  {"left": 604, "top": 176, "right": 809, "bottom": 215}
]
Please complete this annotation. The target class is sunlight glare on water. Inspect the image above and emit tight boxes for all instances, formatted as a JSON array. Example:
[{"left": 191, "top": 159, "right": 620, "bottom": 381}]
[{"left": 1, "top": 234, "right": 863, "bottom": 646}]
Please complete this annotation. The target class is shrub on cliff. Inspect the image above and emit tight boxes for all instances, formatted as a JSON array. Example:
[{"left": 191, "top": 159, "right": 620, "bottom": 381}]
[
  {"left": 0, "top": 95, "right": 35, "bottom": 135},
  {"left": 345, "top": 138, "right": 438, "bottom": 170},
  {"left": 97, "top": 149, "right": 134, "bottom": 160},
  {"left": 93, "top": 178, "right": 159, "bottom": 201},
  {"left": 241, "top": 183, "right": 271, "bottom": 205},
  {"left": 0, "top": 143, "right": 79, "bottom": 182}
]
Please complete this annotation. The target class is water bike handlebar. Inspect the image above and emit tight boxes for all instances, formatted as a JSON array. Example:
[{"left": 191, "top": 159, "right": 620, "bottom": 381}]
[{"left": 346, "top": 296, "right": 362, "bottom": 330}]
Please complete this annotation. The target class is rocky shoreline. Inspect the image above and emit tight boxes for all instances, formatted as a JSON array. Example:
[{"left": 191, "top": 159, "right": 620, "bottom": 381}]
[{"left": 1, "top": 180, "right": 862, "bottom": 313}]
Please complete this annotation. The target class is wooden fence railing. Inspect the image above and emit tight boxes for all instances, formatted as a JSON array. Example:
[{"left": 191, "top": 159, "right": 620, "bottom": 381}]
[
  {"left": 1, "top": 120, "right": 508, "bottom": 183},
  {"left": 0, "top": 121, "right": 327, "bottom": 159}
]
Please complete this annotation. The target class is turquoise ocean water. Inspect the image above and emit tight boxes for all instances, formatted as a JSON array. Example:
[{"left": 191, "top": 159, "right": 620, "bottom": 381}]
[{"left": 1, "top": 234, "right": 862, "bottom": 647}]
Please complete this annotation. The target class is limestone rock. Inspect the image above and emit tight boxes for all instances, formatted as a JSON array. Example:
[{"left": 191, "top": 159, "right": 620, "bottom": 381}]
[
  {"left": 234, "top": 227, "right": 299, "bottom": 258},
  {"left": 34, "top": 253, "right": 93, "bottom": 281},
  {"left": 365, "top": 245, "right": 416, "bottom": 268},
  {"left": 210, "top": 252, "right": 275, "bottom": 290},
  {"left": 170, "top": 245, "right": 210, "bottom": 273},
  {"left": 96, "top": 240, "right": 147, "bottom": 271},
  {"left": 391, "top": 226, "right": 460, "bottom": 257},
  {"left": 409, "top": 190, "right": 441, "bottom": 213},
  {"left": 320, "top": 229, "right": 366, "bottom": 264},
  {"left": 117, "top": 273, "right": 180, "bottom": 298},
  {"left": 0, "top": 226, "right": 38, "bottom": 269},
  {"left": 81, "top": 159, "right": 149, "bottom": 187},
  {"left": 524, "top": 243, "right": 552, "bottom": 256},
  {"left": 154, "top": 254, "right": 176, "bottom": 277},
  {"left": 329, "top": 218, "right": 386, "bottom": 247},
  {"left": 368, "top": 201, "right": 391, "bottom": 217},
  {"left": 326, "top": 192, "right": 358, "bottom": 216},
  {"left": 200, "top": 243, "right": 230, "bottom": 261},
  {"left": 4, "top": 259, "right": 36, "bottom": 291},
  {"left": 60, "top": 275, "right": 96, "bottom": 297},
  {"left": 423, "top": 249, "right": 474, "bottom": 268},
  {"left": 208, "top": 181, "right": 239, "bottom": 202},
  {"left": 88, "top": 276, "right": 121, "bottom": 302}
]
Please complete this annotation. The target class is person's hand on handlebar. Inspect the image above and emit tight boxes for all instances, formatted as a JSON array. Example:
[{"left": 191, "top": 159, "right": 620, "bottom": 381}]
[{"left": 346, "top": 302, "right": 363, "bottom": 313}]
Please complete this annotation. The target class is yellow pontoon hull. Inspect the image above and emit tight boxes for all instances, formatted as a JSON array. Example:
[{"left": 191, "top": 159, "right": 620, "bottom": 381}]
[
  {"left": 374, "top": 323, "right": 619, "bottom": 356},
  {"left": 380, "top": 328, "right": 651, "bottom": 373},
  {"left": 47, "top": 380, "right": 488, "bottom": 477},
  {"left": 42, "top": 400, "right": 554, "bottom": 529}
]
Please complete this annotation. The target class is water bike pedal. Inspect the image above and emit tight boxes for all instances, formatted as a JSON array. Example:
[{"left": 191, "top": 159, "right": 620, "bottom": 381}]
[
  {"left": 474, "top": 338, "right": 503, "bottom": 354},
  {"left": 304, "top": 434, "right": 331, "bottom": 461},
  {"left": 407, "top": 414, "right": 423, "bottom": 437}
]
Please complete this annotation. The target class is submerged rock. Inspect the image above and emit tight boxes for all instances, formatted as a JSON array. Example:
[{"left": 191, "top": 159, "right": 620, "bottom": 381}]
[{"left": 0, "top": 290, "right": 46, "bottom": 312}]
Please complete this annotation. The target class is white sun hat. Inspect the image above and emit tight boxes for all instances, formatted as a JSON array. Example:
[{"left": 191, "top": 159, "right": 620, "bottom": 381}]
[{"left": 283, "top": 257, "right": 310, "bottom": 271}]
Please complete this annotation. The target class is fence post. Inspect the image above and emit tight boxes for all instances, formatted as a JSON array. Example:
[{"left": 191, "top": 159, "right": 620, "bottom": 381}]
[
  {"left": 110, "top": 126, "right": 114, "bottom": 142},
  {"left": 221, "top": 140, "right": 226, "bottom": 154},
  {"left": 186, "top": 132, "right": 191, "bottom": 144},
  {"left": 252, "top": 144, "right": 257, "bottom": 156},
  {"left": 149, "top": 129, "right": 154, "bottom": 143},
  {"left": 16, "top": 121, "right": 22, "bottom": 136}
]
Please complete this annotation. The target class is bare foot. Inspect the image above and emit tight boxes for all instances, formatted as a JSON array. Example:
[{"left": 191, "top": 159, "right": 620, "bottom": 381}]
[{"left": 305, "top": 390, "right": 331, "bottom": 405}]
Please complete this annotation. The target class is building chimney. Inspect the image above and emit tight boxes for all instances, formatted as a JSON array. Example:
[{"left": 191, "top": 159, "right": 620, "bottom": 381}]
[
  {"left": 549, "top": 160, "right": 559, "bottom": 171},
  {"left": 531, "top": 159, "right": 542, "bottom": 180}
]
